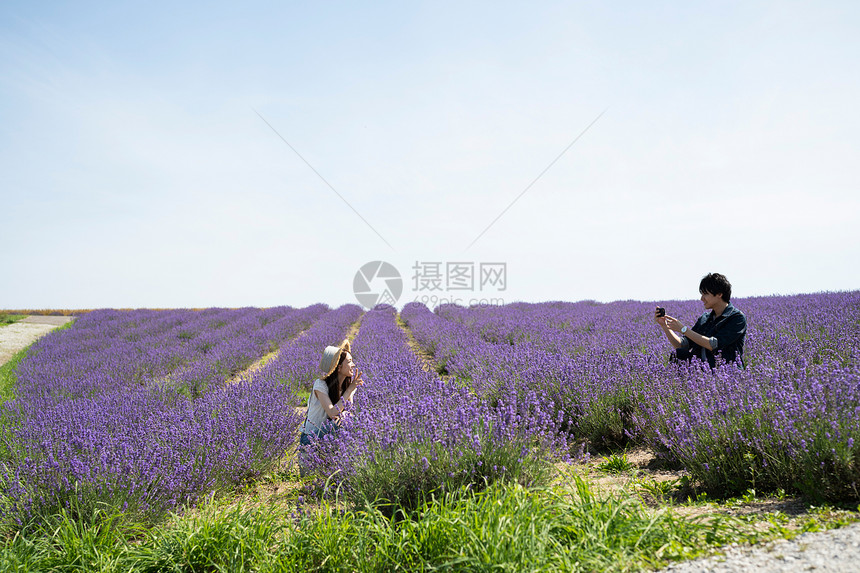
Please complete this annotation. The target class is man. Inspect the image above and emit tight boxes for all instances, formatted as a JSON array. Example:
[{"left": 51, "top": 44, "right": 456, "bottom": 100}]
[{"left": 656, "top": 273, "right": 747, "bottom": 368}]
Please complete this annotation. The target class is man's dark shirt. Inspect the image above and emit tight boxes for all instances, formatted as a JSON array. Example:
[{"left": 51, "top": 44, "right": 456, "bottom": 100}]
[{"left": 676, "top": 303, "right": 747, "bottom": 368}]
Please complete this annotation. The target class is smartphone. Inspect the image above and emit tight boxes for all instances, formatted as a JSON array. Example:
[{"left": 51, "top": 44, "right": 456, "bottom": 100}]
[{"left": 655, "top": 306, "right": 666, "bottom": 317}]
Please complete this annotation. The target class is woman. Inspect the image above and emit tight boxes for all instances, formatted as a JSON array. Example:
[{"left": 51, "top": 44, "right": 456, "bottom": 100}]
[{"left": 299, "top": 339, "right": 365, "bottom": 446}]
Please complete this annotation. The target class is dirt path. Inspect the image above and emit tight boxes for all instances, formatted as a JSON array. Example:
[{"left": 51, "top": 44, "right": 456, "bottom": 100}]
[
  {"left": 0, "top": 316, "right": 75, "bottom": 366},
  {"left": 228, "top": 315, "right": 365, "bottom": 387},
  {"left": 344, "top": 317, "right": 361, "bottom": 342},
  {"left": 226, "top": 348, "right": 281, "bottom": 384},
  {"left": 396, "top": 313, "right": 452, "bottom": 382}
]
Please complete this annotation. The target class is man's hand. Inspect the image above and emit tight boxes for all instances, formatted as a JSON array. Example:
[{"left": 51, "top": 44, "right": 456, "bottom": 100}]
[
  {"left": 664, "top": 316, "right": 685, "bottom": 333},
  {"left": 654, "top": 308, "right": 668, "bottom": 327}
]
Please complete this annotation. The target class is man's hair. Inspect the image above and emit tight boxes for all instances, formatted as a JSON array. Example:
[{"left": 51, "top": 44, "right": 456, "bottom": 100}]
[{"left": 699, "top": 273, "right": 732, "bottom": 302}]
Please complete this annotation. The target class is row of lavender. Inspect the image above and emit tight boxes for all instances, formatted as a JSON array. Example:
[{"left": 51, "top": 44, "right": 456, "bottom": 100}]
[
  {"left": 4, "top": 291, "right": 856, "bottom": 526},
  {"left": 402, "top": 292, "right": 860, "bottom": 499},
  {"left": 401, "top": 301, "right": 647, "bottom": 446},
  {"left": 302, "top": 306, "right": 572, "bottom": 511},
  {"left": 0, "top": 305, "right": 362, "bottom": 526},
  {"left": 242, "top": 305, "right": 364, "bottom": 393},
  {"left": 14, "top": 306, "right": 326, "bottom": 400}
]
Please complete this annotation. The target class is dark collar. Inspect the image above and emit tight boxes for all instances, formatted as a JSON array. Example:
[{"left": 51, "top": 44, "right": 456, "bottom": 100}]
[{"left": 708, "top": 302, "right": 737, "bottom": 321}]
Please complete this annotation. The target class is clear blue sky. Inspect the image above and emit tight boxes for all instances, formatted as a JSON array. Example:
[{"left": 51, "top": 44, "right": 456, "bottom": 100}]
[{"left": 2, "top": 1, "right": 858, "bottom": 309}]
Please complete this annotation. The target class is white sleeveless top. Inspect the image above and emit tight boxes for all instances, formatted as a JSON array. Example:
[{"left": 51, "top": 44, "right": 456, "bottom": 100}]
[{"left": 302, "top": 378, "right": 335, "bottom": 435}]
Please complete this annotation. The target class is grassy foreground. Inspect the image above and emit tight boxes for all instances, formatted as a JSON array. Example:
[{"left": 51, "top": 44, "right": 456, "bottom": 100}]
[
  {"left": 2, "top": 475, "right": 856, "bottom": 573},
  {"left": 0, "top": 347, "right": 29, "bottom": 403}
]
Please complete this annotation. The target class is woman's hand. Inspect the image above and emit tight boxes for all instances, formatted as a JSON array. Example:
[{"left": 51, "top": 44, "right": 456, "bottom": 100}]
[
  {"left": 343, "top": 371, "right": 365, "bottom": 403},
  {"left": 654, "top": 309, "right": 667, "bottom": 327}
]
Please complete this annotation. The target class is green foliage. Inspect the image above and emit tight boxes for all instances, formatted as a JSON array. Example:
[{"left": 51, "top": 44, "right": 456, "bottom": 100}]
[
  {"left": 658, "top": 410, "right": 860, "bottom": 502},
  {"left": 0, "top": 507, "right": 137, "bottom": 573},
  {"left": 342, "top": 427, "right": 555, "bottom": 516},
  {"left": 597, "top": 452, "right": 636, "bottom": 474},
  {"left": 550, "top": 384, "right": 637, "bottom": 449},
  {"left": 0, "top": 314, "right": 26, "bottom": 326},
  {"left": 636, "top": 477, "right": 682, "bottom": 503},
  {"left": 0, "top": 347, "right": 28, "bottom": 403},
  {"left": 127, "top": 501, "right": 285, "bottom": 572},
  {"left": 295, "top": 387, "right": 311, "bottom": 406},
  {"left": 1, "top": 479, "right": 776, "bottom": 572}
]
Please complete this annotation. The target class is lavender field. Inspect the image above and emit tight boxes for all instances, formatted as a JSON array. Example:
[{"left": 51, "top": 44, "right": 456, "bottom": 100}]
[{"left": 2, "top": 292, "right": 859, "bottom": 530}]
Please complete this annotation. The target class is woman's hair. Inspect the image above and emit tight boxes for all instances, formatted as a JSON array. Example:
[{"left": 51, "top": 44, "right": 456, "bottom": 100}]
[{"left": 324, "top": 351, "right": 351, "bottom": 404}]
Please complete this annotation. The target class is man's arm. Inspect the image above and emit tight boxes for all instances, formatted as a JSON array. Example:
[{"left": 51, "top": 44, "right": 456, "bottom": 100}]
[
  {"left": 668, "top": 313, "right": 747, "bottom": 352},
  {"left": 682, "top": 328, "right": 714, "bottom": 351},
  {"left": 664, "top": 315, "right": 711, "bottom": 349},
  {"left": 656, "top": 315, "right": 685, "bottom": 349}
]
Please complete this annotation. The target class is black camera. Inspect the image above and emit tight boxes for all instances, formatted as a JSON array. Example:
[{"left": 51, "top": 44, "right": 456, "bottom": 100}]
[{"left": 655, "top": 306, "right": 666, "bottom": 317}]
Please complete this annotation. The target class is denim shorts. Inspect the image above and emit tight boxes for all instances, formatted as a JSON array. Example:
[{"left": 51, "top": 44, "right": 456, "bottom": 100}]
[{"left": 299, "top": 421, "right": 336, "bottom": 446}]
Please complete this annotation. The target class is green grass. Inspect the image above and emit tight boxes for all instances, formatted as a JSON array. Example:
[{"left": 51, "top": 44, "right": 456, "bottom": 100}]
[
  {"left": 0, "top": 314, "right": 26, "bottom": 326},
  {"left": 598, "top": 452, "right": 637, "bottom": 474},
  {"left": 635, "top": 476, "right": 685, "bottom": 503},
  {"left": 0, "top": 347, "right": 29, "bottom": 403},
  {"left": 295, "top": 387, "right": 311, "bottom": 406},
  {"left": 6, "top": 477, "right": 851, "bottom": 573},
  {"left": 0, "top": 508, "right": 141, "bottom": 573},
  {"left": 287, "top": 477, "right": 738, "bottom": 572}
]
